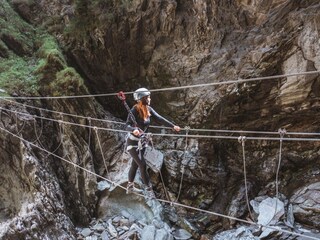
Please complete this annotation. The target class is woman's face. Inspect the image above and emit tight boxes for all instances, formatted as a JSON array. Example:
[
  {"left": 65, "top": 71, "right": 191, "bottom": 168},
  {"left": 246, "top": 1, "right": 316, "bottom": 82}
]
[{"left": 142, "top": 95, "right": 151, "bottom": 105}]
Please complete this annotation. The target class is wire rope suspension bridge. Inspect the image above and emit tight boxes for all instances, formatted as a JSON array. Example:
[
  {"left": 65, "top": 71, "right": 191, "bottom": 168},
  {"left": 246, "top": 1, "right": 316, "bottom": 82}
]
[
  {"left": 1, "top": 70, "right": 320, "bottom": 238},
  {"left": 0, "top": 125, "right": 319, "bottom": 240}
]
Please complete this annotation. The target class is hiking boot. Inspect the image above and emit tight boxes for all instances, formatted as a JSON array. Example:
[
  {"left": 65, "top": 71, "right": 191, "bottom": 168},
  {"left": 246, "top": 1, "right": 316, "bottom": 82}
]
[
  {"left": 126, "top": 182, "right": 143, "bottom": 194},
  {"left": 145, "top": 186, "right": 156, "bottom": 200}
]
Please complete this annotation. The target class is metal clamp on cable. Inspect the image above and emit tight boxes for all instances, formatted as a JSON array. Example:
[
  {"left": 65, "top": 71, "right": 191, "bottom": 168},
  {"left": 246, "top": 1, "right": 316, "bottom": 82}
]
[
  {"left": 238, "top": 136, "right": 246, "bottom": 146},
  {"left": 278, "top": 128, "right": 286, "bottom": 140}
]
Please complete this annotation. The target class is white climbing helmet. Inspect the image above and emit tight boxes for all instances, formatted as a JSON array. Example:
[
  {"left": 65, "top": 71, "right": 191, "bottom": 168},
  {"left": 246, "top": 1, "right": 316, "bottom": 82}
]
[{"left": 133, "top": 88, "right": 150, "bottom": 101}]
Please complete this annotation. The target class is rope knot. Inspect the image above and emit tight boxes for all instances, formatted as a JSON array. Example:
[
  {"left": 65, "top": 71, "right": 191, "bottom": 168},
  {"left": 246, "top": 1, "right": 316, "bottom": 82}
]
[{"left": 184, "top": 126, "right": 190, "bottom": 133}]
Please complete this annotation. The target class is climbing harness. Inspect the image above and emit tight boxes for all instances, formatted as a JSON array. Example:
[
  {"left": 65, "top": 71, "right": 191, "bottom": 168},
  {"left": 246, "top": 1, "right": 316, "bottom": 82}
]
[
  {"left": 176, "top": 126, "right": 190, "bottom": 203},
  {"left": 127, "top": 132, "right": 163, "bottom": 173},
  {"left": 238, "top": 135, "right": 254, "bottom": 221}
]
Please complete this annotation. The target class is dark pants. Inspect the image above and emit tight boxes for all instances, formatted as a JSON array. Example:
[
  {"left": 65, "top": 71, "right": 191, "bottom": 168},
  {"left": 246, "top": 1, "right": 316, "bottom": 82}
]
[{"left": 127, "top": 138, "right": 150, "bottom": 186}]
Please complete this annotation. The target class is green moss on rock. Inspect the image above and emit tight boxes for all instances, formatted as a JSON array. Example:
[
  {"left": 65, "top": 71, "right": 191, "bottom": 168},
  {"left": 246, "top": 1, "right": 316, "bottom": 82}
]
[
  {"left": 0, "top": 1, "right": 35, "bottom": 56},
  {"left": 0, "top": 54, "right": 39, "bottom": 96},
  {"left": 0, "top": 0, "right": 38, "bottom": 96},
  {"left": 34, "top": 34, "right": 68, "bottom": 92},
  {"left": 0, "top": 1, "right": 89, "bottom": 98},
  {"left": 0, "top": 40, "right": 9, "bottom": 58},
  {"left": 50, "top": 67, "right": 89, "bottom": 96}
]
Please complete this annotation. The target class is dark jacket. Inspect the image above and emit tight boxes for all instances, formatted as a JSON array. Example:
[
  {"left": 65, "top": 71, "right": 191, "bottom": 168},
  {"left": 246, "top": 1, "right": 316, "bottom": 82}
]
[{"left": 126, "top": 106, "right": 174, "bottom": 133}]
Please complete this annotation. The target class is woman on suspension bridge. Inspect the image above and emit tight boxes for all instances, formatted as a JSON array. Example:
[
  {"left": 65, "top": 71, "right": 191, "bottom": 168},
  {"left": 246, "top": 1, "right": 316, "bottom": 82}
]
[{"left": 125, "top": 88, "right": 180, "bottom": 199}]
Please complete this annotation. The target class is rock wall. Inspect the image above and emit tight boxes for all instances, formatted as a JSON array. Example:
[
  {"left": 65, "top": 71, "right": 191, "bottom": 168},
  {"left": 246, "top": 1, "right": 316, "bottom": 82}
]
[
  {"left": 1, "top": 0, "right": 320, "bottom": 238},
  {"left": 0, "top": 105, "right": 76, "bottom": 239}
]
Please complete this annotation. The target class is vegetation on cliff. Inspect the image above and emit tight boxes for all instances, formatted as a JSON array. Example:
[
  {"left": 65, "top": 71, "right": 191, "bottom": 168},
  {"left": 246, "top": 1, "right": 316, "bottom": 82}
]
[{"left": 0, "top": 0, "right": 88, "bottom": 97}]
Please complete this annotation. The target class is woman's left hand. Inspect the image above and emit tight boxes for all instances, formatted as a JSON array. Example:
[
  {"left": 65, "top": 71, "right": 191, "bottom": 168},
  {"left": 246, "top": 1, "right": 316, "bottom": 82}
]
[{"left": 173, "top": 125, "right": 181, "bottom": 132}]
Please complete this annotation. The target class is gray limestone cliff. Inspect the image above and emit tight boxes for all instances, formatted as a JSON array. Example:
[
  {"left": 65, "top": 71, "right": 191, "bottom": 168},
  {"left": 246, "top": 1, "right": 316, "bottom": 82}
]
[{"left": 1, "top": 0, "right": 320, "bottom": 239}]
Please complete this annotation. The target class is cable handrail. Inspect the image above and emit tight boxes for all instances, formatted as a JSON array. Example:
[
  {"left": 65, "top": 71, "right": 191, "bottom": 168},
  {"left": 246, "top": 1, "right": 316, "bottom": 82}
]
[
  {"left": 2, "top": 98, "right": 320, "bottom": 137},
  {"left": 1, "top": 98, "right": 123, "bottom": 125},
  {"left": 0, "top": 106, "right": 128, "bottom": 134},
  {"left": 2, "top": 106, "right": 320, "bottom": 142},
  {"left": 0, "top": 70, "right": 318, "bottom": 100}
]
